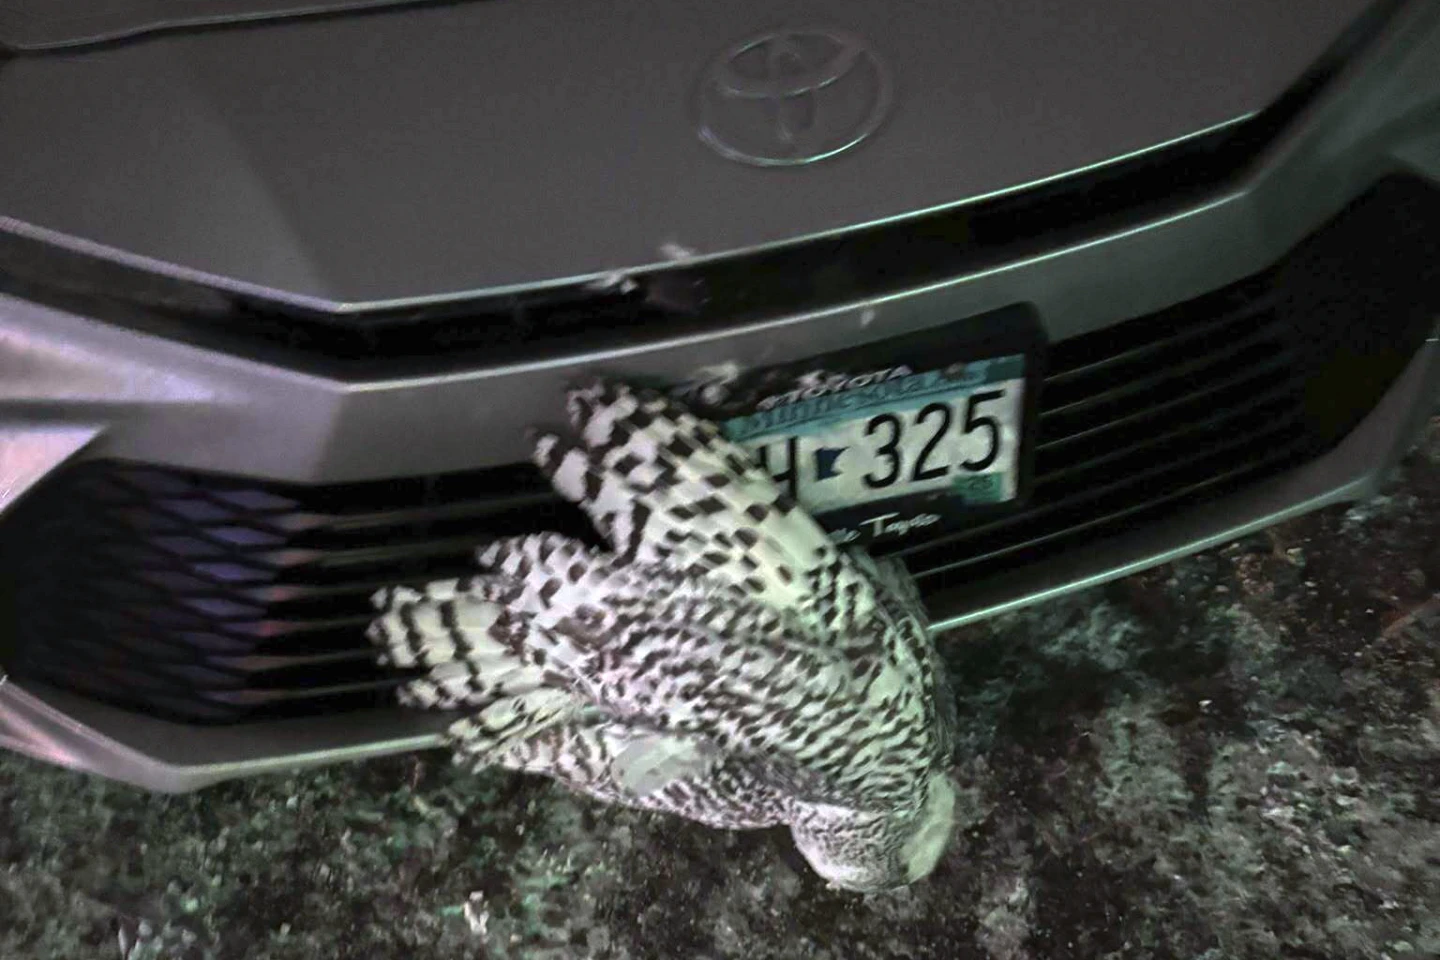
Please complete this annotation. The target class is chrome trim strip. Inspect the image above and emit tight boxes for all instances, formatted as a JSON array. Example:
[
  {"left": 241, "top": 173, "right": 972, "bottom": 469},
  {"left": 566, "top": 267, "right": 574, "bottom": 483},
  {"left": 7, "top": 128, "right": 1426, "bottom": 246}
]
[
  {"left": 0, "top": 423, "right": 103, "bottom": 515},
  {"left": 0, "top": 679, "right": 452, "bottom": 792}
]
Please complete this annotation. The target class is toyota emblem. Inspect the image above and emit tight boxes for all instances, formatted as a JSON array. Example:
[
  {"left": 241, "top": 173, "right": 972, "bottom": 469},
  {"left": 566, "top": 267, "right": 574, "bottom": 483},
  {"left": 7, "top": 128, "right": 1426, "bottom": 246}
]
[{"left": 695, "top": 28, "right": 893, "bottom": 167}]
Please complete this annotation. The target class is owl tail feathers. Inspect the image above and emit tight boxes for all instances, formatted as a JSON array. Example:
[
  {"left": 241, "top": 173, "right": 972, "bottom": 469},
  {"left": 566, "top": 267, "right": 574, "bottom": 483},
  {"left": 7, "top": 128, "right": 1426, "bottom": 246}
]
[
  {"left": 449, "top": 687, "right": 580, "bottom": 765},
  {"left": 366, "top": 583, "right": 562, "bottom": 711},
  {"left": 449, "top": 693, "right": 718, "bottom": 800}
]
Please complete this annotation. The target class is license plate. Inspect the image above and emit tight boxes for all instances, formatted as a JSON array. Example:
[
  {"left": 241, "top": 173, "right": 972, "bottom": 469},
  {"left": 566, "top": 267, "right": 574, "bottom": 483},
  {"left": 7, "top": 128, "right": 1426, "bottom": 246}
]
[{"left": 674, "top": 305, "right": 1044, "bottom": 548}]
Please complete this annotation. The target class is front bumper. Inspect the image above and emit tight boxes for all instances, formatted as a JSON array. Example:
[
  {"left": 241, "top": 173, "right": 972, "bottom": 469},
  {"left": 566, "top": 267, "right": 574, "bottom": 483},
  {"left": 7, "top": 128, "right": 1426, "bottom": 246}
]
[{"left": 2, "top": 0, "right": 1440, "bottom": 791}]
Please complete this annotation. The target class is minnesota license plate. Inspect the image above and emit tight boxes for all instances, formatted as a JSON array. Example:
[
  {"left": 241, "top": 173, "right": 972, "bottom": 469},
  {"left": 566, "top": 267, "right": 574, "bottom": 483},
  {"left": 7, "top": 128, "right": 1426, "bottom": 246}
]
[{"left": 675, "top": 305, "right": 1044, "bottom": 548}]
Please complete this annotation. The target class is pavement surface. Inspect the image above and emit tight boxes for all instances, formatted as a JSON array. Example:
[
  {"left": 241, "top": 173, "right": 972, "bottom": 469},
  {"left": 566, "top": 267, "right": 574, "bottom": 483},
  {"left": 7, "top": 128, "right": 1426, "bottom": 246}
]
[{"left": 2, "top": 420, "right": 1438, "bottom": 960}]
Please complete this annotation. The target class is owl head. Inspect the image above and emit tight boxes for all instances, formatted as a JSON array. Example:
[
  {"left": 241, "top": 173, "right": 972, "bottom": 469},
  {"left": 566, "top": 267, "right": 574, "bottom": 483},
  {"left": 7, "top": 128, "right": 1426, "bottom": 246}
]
[{"left": 789, "top": 771, "right": 958, "bottom": 892}]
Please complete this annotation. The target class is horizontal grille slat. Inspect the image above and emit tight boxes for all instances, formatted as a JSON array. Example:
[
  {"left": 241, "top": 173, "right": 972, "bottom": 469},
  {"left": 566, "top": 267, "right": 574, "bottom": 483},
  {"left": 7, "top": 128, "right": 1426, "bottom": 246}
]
[
  {"left": 1039, "top": 338, "right": 1294, "bottom": 436},
  {"left": 211, "top": 649, "right": 386, "bottom": 672},
  {"left": 202, "top": 678, "right": 405, "bottom": 707},
  {"left": 284, "top": 493, "right": 556, "bottom": 537},
  {"left": 252, "top": 536, "right": 491, "bottom": 574},
  {"left": 909, "top": 411, "right": 1305, "bottom": 559},
  {"left": 1033, "top": 385, "right": 1304, "bottom": 490},
  {"left": 905, "top": 419, "right": 1314, "bottom": 578},
  {"left": 1035, "top": 352, "right": 1300, "bottom": 455},
  {"left": 1041, "top": 302, "right": 1279, "bottom": 392},
  {"left": 914, "top": 443, "right": 1313, "bottom": 587},
  {"left": 4, "top": 175, "right": 1438, "bottom": 724}
]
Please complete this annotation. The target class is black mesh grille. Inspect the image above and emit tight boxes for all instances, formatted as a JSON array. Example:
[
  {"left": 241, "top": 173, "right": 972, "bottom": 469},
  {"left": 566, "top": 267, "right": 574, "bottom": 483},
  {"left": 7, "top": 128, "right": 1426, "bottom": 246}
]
[{"left": 2, "top": 176, "right": 1438, "bottom": 723}]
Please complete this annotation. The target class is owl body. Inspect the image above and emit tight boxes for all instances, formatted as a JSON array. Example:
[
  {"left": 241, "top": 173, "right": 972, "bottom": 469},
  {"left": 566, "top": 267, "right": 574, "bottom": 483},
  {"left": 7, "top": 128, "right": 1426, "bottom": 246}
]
[{"left": 370, "top": 380, "right": 957, "bottom": 890}]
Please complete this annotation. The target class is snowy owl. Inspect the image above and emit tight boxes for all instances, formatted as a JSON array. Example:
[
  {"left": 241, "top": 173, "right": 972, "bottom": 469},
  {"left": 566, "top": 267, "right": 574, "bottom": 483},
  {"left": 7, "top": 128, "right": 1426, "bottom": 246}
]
[{"left": 368, "top": 378, "right": 959, "bottom": 891}]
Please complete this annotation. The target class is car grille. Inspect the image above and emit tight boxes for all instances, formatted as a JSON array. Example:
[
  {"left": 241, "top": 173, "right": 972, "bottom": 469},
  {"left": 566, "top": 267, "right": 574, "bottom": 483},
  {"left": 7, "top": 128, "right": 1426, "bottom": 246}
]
[{"left": 1, "top": 175, "right": 1437, "bottom": 724}]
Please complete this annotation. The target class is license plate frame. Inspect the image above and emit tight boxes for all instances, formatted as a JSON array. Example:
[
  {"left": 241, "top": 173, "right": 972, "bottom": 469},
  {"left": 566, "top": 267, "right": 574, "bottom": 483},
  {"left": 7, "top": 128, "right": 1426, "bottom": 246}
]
[{"left": 674, "top": 304, "right": 1047, "bottom": 549}]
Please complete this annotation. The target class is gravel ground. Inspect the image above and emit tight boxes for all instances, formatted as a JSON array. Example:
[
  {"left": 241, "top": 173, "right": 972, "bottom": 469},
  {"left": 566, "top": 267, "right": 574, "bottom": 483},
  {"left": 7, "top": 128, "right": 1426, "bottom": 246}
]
[{"left": 3, "top": 420, "right": 1438, "bottom": 960}]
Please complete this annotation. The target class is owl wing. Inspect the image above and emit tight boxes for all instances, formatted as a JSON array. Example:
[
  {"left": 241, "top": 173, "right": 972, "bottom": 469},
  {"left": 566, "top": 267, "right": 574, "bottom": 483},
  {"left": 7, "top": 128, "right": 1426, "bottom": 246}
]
[
  {"left": 370, "top": 531, "right": 889, "bottom": 794},
  {"left": 370, "top": 378, "right": 924, "bottom": 804},
  {"left": 369, "top": 582, "right": 729, "bottom": 804},
  {"left": 534, "top": 379, "right": 880, "bottom": 634}
]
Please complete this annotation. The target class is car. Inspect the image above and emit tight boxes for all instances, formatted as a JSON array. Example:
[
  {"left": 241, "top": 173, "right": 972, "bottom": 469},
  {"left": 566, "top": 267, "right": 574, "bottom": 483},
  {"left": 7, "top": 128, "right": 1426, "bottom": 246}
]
[{"left": 1, "top": 0, "right": 1438, "bottom": 792}]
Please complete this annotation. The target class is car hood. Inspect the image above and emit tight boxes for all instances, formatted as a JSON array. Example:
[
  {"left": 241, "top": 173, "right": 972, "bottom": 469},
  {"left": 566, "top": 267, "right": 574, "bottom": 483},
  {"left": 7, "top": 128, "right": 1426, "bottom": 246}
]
[{"left": 0, "top": 0, "right": 1378, "bottom": 309}]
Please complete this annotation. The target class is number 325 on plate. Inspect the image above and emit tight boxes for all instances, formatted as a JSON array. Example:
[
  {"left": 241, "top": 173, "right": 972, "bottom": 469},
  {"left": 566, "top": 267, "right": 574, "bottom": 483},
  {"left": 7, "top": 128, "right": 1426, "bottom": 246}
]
[{"left": 728, "top": 365, "right": 1027, "bottom": 517}]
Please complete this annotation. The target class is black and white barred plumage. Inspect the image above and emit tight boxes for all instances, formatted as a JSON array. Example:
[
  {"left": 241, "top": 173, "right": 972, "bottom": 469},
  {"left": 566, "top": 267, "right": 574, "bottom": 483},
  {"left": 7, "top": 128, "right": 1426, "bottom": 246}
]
[{"left": 368, "top": 379, "right": 959, "bottom": 891}]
